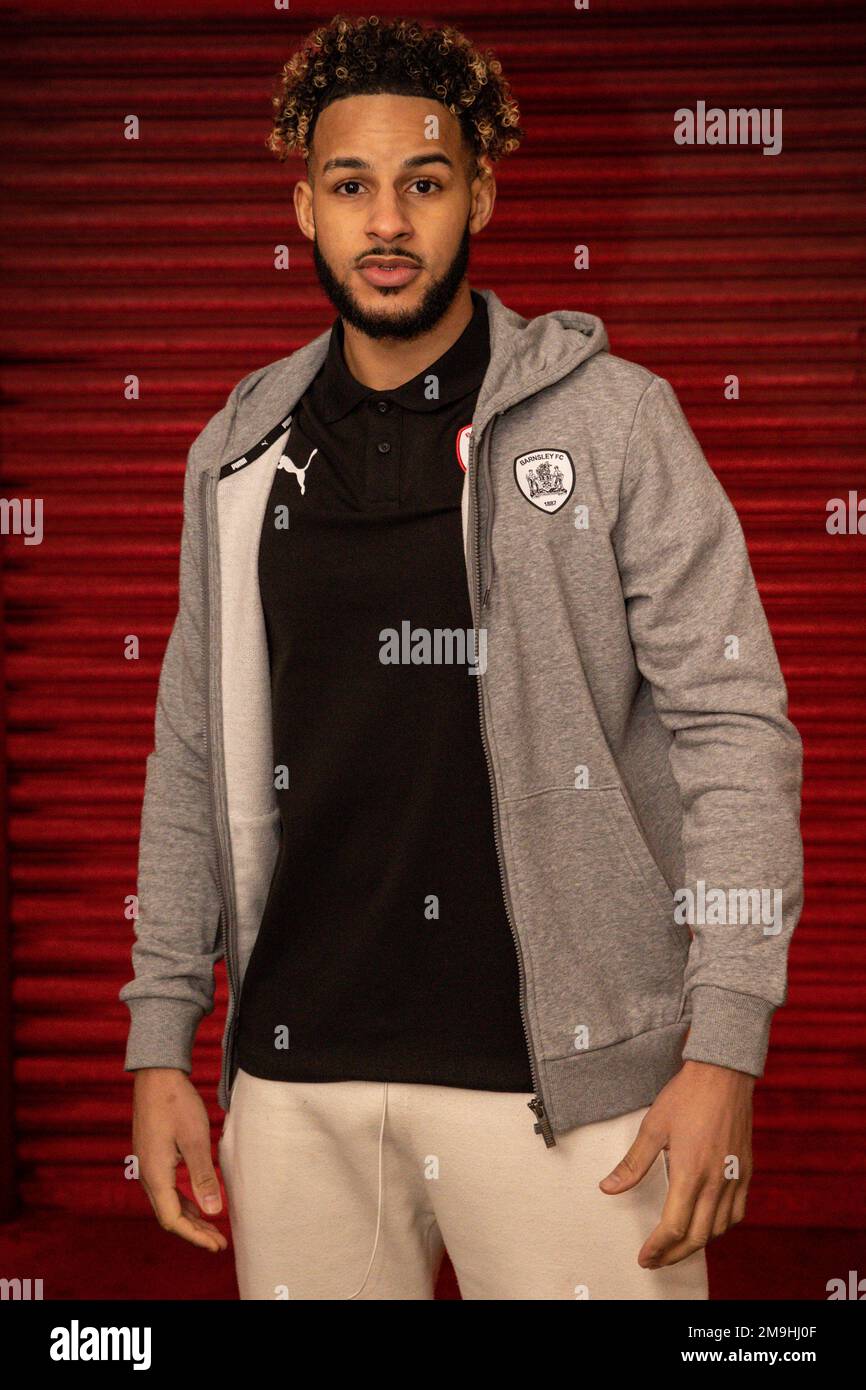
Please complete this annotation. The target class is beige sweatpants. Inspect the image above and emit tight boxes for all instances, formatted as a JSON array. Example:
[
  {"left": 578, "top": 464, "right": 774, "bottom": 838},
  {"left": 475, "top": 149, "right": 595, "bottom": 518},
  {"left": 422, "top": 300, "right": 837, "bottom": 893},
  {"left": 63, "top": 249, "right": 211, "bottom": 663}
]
[{"left": 218, "top": 1066, "right": 709, "bottom": 1301}]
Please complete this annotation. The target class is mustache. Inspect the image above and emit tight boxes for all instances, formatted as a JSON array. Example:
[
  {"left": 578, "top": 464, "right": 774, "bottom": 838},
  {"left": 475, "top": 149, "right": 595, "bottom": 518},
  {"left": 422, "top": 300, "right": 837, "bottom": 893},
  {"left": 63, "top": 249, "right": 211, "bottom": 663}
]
[{"left": 355, "top": 250, "right": 423, "bottom": 266}]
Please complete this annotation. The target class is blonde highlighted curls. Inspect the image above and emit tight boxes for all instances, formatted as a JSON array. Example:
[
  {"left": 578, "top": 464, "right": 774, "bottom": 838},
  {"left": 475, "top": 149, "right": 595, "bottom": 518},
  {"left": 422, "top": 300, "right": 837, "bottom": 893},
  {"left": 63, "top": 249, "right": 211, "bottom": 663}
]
[{"left": 265, "top": 14, "right": 523, "bottom": 168}]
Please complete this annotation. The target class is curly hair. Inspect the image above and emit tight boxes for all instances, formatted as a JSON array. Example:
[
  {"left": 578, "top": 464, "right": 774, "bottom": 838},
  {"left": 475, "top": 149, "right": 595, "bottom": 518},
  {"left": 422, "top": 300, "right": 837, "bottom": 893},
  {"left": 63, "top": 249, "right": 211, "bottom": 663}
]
[{"left": 265, "top": 13, "right": 523, "bottom": 176}]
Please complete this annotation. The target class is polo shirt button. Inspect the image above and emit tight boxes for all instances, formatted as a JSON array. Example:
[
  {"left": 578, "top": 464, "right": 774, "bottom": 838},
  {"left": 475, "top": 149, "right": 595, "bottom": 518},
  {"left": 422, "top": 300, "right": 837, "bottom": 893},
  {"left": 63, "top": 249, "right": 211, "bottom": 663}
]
[
  {"left": 377, "top": 441, "right": 391, "bottom": 454},
  {"left": 376, "top": 400, "right": 389, "bottom": 413}
]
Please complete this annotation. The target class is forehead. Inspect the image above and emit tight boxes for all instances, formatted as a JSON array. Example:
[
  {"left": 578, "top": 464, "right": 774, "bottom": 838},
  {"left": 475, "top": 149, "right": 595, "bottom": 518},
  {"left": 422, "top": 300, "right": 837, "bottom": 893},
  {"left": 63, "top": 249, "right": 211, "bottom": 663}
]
[{"left": 311, "top": 92, "right": 467, "bottom": 163}]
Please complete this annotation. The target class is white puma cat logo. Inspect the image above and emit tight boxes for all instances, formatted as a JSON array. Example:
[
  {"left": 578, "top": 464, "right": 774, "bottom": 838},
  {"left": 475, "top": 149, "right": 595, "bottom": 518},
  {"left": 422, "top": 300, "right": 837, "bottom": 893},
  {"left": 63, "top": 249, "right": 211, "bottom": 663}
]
[{"left": 277, "top": 445, "right": 318, "bottom": 494}]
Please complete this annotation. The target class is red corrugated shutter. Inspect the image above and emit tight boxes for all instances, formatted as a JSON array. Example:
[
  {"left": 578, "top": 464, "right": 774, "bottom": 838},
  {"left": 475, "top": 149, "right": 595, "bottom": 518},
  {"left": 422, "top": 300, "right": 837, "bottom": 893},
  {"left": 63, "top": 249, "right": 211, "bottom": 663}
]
[{"left": 2, "top": 0, "right": 864, "bottom": 1225}]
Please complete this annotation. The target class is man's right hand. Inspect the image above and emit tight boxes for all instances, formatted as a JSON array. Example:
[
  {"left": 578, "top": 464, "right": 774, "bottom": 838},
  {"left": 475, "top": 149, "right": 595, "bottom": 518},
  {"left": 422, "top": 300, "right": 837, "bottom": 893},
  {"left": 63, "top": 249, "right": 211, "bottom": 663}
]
[{"left": 132, "top": 1068, "right": 228, "bottom": 1252}]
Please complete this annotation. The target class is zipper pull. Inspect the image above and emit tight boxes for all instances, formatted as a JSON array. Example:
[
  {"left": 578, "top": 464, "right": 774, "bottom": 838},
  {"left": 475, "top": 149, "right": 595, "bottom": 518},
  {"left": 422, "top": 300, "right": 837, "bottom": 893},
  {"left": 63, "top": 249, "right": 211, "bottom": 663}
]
[
  {"left": 528, "top": 1096, "right": 557, "bottom": 1148},
  {"left": 482, "top": 581, "right": 491, "bottom": 609}
]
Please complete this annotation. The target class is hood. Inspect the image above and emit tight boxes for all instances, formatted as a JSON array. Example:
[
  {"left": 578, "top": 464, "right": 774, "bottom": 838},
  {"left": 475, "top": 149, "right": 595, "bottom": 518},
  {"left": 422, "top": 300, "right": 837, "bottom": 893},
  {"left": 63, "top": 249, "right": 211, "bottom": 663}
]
[
  {"left": 473, "top": 287, "right": 608, "bottom": 426},
  {"left": 213, "top": 287, "right": 610, "bottom": 601},
  {"left": 470, "top": 290, "right": 609, "bottom": 605}
]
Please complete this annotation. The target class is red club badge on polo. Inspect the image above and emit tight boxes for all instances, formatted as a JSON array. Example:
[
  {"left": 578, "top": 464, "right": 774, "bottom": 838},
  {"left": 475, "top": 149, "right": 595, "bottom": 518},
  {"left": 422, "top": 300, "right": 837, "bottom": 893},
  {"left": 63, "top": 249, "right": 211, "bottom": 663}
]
[
  {"left": 455, "top": 424, "right": 473, "bottom": 472},
  {"left": 514, "top": 448, "right": 575, "bottom": 513}
]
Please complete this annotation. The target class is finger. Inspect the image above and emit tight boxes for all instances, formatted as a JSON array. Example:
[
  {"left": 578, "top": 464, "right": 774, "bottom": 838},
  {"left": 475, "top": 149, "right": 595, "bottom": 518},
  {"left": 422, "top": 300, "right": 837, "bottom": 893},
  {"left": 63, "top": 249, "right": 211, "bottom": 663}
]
[
  {"left": 730, "top": 1170, "right": 752, "bottom": 1225},
  {"left": 145, "top": 1176, "right": 225, "bottom": 1252},
  {"left": 600, "top": 1124, "right": 665, "bottom": 1193},
  {"left": 179, "top": 1136, "right": 223, "bottom": 1216},
  {"left": 157, "top": 1191, "right": 226, "bottom": 1252},
  {"left": 178, "top": 1195, "right": 229, "bottom": 1252},
  {"left": 643, "top": 1181, "right": 724, "bottom": 1268},
  {"left": 711, "top": 1179, "right": 739, "bottom": 1238},
  {"left": 142, "top": 1174, "right": 183, "bottom": 1235},
  {"left": 637, "top": 1165, "right": 703, "bottom": 1266},
  {"left": 164, "top": 1209, "right": 226, "bottom": 1252}
]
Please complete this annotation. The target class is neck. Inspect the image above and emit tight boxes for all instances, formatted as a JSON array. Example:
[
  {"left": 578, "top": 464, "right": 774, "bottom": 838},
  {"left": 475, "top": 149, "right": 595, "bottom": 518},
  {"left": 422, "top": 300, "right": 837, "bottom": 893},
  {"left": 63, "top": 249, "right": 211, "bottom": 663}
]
[{"left": 340, "top": 283, "right": 475, "bottom": 391}]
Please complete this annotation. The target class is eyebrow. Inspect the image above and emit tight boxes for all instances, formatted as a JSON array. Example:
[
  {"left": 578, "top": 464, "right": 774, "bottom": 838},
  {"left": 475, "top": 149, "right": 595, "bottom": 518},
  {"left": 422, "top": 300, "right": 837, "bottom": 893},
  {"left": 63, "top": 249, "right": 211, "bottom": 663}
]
[{"left": 320, "top": 152, "right": 455, "bottom": 176}]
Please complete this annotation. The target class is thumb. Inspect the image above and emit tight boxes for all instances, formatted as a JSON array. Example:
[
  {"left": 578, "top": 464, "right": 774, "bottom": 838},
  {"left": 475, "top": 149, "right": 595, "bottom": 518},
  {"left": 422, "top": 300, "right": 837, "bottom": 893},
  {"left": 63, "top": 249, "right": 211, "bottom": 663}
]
[
  {"left": 181, "top": 1139, "right": 223, "bottom": 1215},
  {"left": 599, "top": 1127, "right": 662, "bottom": 1194}
]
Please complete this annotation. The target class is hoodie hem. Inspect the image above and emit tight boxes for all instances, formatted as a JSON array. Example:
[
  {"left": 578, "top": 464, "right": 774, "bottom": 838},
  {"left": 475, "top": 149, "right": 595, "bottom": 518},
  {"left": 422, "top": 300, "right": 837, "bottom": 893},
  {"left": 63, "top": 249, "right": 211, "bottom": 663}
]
[{"left": 541, "top": 1018, "right": 692, "bottom": 1134}]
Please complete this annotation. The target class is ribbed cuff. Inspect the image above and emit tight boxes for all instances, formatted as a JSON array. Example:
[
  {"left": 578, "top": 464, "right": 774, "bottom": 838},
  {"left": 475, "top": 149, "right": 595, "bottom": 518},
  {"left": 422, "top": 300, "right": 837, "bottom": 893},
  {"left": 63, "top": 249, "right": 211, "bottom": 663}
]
[
  {"left": 123, "top": 997, "right": 205, "bottom": 1074},
  {"left": 681, "top": 985, "right": 777, "bottom": 1077}
]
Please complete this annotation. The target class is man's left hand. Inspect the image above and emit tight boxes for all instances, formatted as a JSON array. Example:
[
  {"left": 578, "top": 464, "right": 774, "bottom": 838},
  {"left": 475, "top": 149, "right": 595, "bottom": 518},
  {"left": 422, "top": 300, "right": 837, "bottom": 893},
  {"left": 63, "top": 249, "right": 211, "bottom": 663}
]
[{"left": 598, "top": 1059, "right": 755, "bottom": 1268}]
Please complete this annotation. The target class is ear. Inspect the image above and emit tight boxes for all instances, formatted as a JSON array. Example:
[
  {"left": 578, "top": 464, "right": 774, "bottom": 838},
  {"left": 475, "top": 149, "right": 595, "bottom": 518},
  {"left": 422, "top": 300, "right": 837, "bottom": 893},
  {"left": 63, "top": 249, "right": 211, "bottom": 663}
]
[
  {"left": 294, "top": 178, "right": 315, "bottom": 242},
  {"left": 469, "top": 156, "right": 496, "bottom": 235}
]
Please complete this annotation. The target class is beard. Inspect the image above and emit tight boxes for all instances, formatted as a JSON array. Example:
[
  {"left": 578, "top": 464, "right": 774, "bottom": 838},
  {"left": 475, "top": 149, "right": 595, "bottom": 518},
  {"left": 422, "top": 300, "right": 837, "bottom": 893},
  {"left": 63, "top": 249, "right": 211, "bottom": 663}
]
[{"left": 311, "top": 218, "right": 471, "bottom": 342}]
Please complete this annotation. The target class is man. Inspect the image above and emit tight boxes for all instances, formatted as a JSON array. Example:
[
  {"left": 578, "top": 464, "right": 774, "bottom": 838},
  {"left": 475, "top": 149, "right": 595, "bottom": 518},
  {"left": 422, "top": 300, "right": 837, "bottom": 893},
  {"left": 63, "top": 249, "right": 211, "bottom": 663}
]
[{"left": 120, "top": 14, "right": 804, "bottom": 1301}]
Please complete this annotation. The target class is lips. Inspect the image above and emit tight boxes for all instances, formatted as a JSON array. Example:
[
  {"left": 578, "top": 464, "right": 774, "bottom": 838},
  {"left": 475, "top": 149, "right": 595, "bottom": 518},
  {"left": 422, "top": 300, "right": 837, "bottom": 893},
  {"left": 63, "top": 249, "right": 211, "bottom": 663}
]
[{"left": 357, "top": 258, "right": 421, "bottom": 288}]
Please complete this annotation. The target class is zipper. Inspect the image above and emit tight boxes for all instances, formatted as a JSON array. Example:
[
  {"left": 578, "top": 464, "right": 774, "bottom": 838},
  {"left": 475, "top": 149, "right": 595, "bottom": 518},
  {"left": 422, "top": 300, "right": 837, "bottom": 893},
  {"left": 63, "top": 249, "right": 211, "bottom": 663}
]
[
  {"left": 200, "top": 470, "right": 241, "bottom": 1109},
  {"left": 468, "top": 422, "right": 556, "bottom": 1148},
  {"left": 202, "top": 422, "right": 556, "bottom": 1139}
]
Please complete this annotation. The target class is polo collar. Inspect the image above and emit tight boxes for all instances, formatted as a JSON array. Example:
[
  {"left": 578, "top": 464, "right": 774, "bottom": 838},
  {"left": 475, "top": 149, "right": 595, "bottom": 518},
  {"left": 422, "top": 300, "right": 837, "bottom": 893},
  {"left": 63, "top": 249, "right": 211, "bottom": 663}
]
[{"left": 312, "top": 287, "right": 490, "bottom": 422}]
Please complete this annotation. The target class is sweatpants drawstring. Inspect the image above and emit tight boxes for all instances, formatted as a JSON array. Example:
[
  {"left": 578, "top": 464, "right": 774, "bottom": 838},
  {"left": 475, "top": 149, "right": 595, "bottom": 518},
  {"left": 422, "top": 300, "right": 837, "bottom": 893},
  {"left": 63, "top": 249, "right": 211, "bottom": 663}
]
[{"left": 345, "top": 1081, "right": 389, "bottom": 1300}]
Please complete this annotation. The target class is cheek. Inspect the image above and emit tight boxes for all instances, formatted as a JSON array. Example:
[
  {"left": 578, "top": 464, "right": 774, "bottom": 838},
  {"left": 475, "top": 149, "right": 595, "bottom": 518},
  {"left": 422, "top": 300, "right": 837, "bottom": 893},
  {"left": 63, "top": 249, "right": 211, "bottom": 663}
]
[
  {"left": 414, "top": 202, "right": 467, "bottom": 256},
  {"left": 314, "top": 217, "right": 361, "bottom": 266},
  {"left": 428, "top": 194, "right": 467, "bottom": 237}
]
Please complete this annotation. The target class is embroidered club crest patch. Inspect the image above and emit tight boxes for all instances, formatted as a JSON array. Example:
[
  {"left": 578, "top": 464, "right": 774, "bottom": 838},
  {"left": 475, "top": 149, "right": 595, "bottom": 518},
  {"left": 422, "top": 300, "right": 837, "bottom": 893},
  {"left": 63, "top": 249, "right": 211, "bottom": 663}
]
[
  {"left": 513, "top": 449, "right": 575, "bottom": 513},
  {"left": 456, "top": 423, "right": 473, "bottom": 472}
]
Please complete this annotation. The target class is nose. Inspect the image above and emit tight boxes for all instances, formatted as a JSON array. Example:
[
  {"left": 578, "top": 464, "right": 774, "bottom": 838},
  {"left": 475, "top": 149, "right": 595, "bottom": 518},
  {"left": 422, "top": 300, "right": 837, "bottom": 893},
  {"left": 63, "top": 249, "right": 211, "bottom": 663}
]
[{"left": 364, "top": 186, "right": 414, "bottom": 250}]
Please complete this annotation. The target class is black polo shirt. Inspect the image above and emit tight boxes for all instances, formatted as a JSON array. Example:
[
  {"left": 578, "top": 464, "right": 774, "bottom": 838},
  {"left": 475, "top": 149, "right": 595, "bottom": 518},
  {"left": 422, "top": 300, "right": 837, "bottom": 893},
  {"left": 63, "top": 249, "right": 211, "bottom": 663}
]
[{"left": 235, "top": 289, "right": 533, "bottom": 1091}]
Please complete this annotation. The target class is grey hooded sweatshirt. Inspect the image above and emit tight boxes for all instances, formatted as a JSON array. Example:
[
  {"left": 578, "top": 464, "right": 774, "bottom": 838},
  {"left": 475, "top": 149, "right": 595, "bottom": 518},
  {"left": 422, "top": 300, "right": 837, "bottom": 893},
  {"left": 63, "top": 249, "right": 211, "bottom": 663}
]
[{"left": 119, "top": 287, "right": 804, "bottom": 1145}]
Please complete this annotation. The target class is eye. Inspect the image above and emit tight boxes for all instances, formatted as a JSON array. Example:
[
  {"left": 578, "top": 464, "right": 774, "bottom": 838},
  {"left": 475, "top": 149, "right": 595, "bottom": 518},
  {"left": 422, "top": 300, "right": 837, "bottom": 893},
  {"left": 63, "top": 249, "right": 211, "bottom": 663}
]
[
  {"left": 409, "top": 178, "right": 440, "bottom": 194},
  {"left": 335, "top": 179, "right": 365, "bottom": 196}
]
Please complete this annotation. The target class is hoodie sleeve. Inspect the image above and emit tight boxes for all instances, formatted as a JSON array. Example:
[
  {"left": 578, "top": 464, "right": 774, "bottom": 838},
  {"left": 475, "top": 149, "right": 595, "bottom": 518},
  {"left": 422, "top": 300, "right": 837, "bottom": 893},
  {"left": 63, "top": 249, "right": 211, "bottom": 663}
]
[
  {"left": 118, "top": 385, "right": 241, "bottom": 1075},
  {"left": 613, "top": 374, "right": 804, "bottom": 1078}
]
